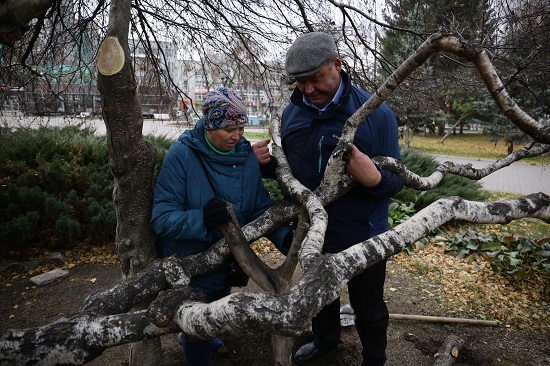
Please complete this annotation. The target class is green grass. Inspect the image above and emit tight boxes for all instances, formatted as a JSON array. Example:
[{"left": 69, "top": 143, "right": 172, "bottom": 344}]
[
  {"left": 407, "top": 133, "right": 550, "bottom": 165},
  {"left": 244, "top": 131, "right": 271, "bottom": 141}
]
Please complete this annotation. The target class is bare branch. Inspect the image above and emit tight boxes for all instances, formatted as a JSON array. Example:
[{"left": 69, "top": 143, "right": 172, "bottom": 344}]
[
  {"left": 173, "top": 194, "right": 549, "bottom": 339},
  {"left": 372, "top": 143, "right": 550, "bottom": 191}
]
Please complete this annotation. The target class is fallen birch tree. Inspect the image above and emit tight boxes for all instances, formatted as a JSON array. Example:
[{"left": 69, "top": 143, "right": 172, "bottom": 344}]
[{"left": 0, "top": 32, "right": 549, "bottom": 366}]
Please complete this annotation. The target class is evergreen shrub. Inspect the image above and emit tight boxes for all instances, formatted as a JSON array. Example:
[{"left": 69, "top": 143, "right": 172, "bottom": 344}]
[
  {"left": 263, "top": 179, "right": 284, "bottom": 204},
  {"left": 0, "top": 126, "right": 172, "bottom": 257},
  {"left": 0, "top": 127, "right": 488, "bottom": 257},
  {"left": 394, "top": 148, "right": 489, "bottom": 210}
]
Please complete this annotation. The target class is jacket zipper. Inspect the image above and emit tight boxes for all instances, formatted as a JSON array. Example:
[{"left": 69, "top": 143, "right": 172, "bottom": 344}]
[{"left": 317, "top": 135, "right": 324, "bottom": 173}]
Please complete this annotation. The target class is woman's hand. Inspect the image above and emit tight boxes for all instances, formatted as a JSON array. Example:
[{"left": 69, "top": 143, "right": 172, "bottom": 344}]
[{"left": 251, "top": 139, "right": 272, "bottom": 165}]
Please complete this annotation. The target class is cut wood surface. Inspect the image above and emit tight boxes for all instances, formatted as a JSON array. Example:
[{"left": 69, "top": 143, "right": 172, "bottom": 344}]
[{"left": 433, "top": 335, "right": 465, "bottom": 366}]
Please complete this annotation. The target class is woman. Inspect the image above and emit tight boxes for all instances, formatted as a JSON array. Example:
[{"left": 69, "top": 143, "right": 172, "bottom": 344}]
[{"left": 151, "top": 87, "right": 289, "bottom": 366}]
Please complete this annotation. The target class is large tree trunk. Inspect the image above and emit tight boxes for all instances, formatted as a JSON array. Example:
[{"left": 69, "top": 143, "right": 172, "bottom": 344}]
[
  {"left": 96, "top": 1, "right": 160, "bottom": 365},
  {"left": 404, "top": 123, "right": 412, "bottom": 148},
  {"left": 220, "top": 206, "right": 307, "bottom": 366}
]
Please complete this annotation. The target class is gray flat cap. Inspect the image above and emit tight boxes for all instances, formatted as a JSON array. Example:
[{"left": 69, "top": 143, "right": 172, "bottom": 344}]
[{"left": 285, "top": 32, "right": 337, "bottom": 78}]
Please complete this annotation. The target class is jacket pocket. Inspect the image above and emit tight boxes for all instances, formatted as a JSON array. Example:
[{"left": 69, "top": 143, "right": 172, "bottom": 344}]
[{"left": 317, "top": 132, "right": 340, "bottom": 174}]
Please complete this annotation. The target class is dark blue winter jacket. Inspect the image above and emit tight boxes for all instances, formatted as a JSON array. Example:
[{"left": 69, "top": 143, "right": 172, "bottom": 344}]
[
  {"left": 278, "top": 71, "right": 404, "bottom": 253},
  {"left": 151, "top": 120, "right": 287, "bottom": 292}
]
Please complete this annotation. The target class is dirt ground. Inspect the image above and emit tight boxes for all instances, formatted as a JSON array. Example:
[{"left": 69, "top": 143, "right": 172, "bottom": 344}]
[{"left": 1, "top": 249, "right": 549, "bottom": 366}]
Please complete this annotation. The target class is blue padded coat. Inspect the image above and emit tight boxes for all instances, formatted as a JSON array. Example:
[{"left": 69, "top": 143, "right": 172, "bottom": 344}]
[
  {"left": 280, "top": 71, "right": 404, "bottom": 253},
  {"left": 151, "top": 120, "right": 284, "bottom": 293}
]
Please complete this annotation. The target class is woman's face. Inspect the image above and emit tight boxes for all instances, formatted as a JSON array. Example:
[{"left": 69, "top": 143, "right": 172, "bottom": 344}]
[
  {"left": 206, "top": 125, "right": 245, "bottom": 152},
  {"left": 294, "top": 57, "right": 342, "bottom": 108}
]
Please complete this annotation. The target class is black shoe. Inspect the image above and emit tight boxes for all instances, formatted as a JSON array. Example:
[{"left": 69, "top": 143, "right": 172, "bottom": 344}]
[{"left": 292, "top": 341, "right": 331, "bottom": 364}]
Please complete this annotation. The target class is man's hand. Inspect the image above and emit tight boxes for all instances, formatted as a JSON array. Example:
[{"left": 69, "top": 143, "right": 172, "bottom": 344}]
[
  {"left": 346, "top": 145, "right": 381, "bottom": 187},
  {"left": 252, "top": 139, "right": 272, "bottom": 166}
]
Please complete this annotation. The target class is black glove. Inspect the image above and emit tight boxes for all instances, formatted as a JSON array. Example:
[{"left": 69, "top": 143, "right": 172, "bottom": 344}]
[{"left": 203, "top": 197, "right": 231, "bottom": 229}]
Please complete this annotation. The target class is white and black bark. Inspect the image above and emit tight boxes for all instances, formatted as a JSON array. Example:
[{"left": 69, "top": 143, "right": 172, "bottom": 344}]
[
  {"left": 1, "top": 30, "right": 549, "bottom": 366},
  {"left": 1, "top": 193, "right": 548, "bottom": 365}
]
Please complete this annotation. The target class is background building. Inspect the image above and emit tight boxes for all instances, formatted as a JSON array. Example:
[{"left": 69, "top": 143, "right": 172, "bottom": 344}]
[{"left": 2, "top": 29, "right": 287, "bottom": 124}]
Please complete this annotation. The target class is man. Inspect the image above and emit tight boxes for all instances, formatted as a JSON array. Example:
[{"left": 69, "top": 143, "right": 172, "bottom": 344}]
[{"left": 253, "top": 32, "right": 404, "bottom": 365}]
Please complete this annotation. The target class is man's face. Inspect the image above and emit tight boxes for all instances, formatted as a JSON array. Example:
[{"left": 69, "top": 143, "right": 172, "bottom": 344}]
[
  {"left": 206, "top": 125, "right": 245, "bottom": 152},
  {"left": 294, "top": 57, "right": 342, "bottom": 108}
]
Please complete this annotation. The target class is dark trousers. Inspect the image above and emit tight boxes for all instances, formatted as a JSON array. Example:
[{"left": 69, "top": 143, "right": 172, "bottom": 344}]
[
  {"left": 312, "top": 260, "right": 388, "bottom": 366},
  {"left": 181, "top": 286, "right": 230, "bottom": 366}
]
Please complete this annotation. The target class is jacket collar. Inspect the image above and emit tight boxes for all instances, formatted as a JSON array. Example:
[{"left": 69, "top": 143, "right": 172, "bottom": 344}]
[
  {"left": 182, "top": 119, "right": 250, "bottom": 157},
  {"left": 289, "top": 70, "right": 352, "bottom": 118}
]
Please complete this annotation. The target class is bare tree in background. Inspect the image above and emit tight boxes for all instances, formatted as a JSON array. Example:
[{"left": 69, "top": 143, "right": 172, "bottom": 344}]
[{"left": 0, "top": 1, "right": 549, "bottom": 365}]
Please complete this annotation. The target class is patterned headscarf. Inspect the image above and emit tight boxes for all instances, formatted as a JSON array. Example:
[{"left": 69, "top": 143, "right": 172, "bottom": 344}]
[{"left": 202, "top": 87, "right": 248, "bottom": 130}]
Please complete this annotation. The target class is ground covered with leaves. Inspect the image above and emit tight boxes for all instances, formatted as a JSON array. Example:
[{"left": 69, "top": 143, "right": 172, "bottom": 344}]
[{"left": 0, "top": 241, "right": 548, "bottom": 366}]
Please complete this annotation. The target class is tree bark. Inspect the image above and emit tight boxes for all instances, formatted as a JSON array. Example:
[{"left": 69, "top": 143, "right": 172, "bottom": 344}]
[
  {"left": 0, "top": 0, "right": 54, "bottom": 44},
  {"left": 0, "top": 194, "right": 548, "bottom": 364},
  {"left": 96, "top": 1, "right": 160, "bottom": 365},
  {"left": 433, "top": 335, "right": 465, "bottom": 366},
  {"left": 220, "top": 205, "right": 305, "bottom": 365},
  {"left": 1, "top": 29, "right": 549, "bottom": 366}
]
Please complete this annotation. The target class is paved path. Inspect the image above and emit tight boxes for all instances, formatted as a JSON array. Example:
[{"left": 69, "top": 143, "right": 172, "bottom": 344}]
[
  {"left": 2, "top": 116, "right": 547, "bottom": 196},
  {"left": 433, "top": 155, "right": 549, "bottom": 196}
]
